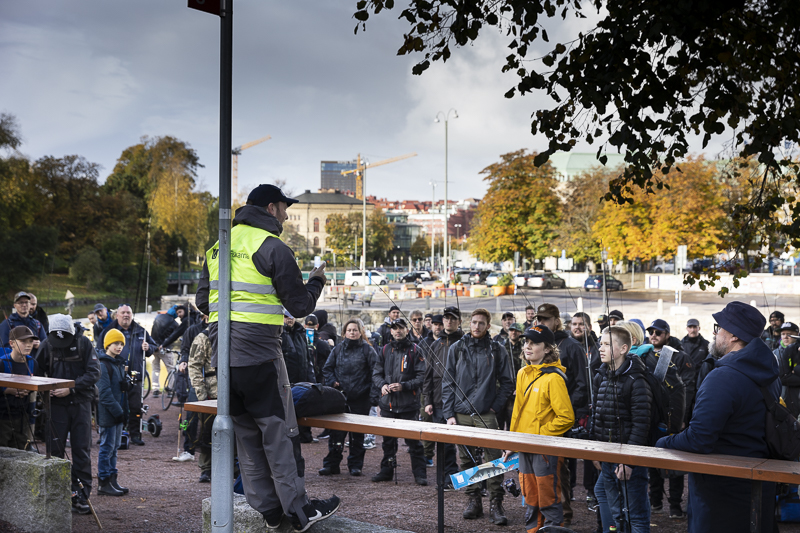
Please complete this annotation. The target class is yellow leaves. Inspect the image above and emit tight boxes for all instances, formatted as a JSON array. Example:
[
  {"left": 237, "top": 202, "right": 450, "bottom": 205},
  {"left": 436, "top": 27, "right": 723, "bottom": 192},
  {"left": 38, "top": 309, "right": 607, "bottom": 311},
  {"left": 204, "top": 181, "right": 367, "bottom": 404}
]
[{"left": 149, "top": 169, "right": 207, "bottom": 255}]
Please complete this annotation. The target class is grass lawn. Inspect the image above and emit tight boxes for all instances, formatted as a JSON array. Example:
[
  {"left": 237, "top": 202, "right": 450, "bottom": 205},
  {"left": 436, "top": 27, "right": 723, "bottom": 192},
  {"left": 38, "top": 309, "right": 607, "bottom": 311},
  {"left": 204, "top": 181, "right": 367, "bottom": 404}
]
[{"left": 24, "top": 273, "right": 117, "bottom": 303}]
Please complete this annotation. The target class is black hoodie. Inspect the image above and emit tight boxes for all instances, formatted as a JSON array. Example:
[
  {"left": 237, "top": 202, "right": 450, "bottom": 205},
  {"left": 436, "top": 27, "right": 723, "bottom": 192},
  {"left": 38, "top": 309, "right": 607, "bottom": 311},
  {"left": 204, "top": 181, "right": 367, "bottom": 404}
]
[
  {"left": 423, "top": 329, "right": 464, "bottom": 410},
  {"left": 196, "top": 205, "right": 325, "bottom": 367}
]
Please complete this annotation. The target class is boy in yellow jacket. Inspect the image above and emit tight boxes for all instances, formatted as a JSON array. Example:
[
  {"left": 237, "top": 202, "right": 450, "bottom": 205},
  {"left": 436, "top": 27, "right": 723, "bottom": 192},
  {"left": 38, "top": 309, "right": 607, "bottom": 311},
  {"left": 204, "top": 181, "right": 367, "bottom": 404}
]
[{"left": 504, "top": 324, "right": 574, "bottom": 532}]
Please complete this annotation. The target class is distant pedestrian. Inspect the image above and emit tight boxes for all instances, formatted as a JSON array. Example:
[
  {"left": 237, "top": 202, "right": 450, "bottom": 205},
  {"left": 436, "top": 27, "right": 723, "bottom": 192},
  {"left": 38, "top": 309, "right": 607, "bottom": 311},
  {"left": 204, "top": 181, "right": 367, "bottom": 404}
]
[
  {"left": 27, "top": 293, "right": 49, "bottom": 333},
  {"left": 762, "top": 310, "right": 784, "bottom": 350},
  {"left": 682, "top": 319, "right": 710, "bottom": 367},
  {"left": 97, "top": 329, "right": 130, "bottom": 497},
  {"left": 493, "top": 311, "right": 515, "bottom": 343},
  {"left": 0, "top": 326, "right": 42, "bottom": 450},
  {"left": 608, "top": 310, "right": 624, "bottom": 326},
  {"left": 376, "top": 305, "right": 401, "bottom": 347},
  {"left": 92, "top": 303, "right": 112, "bottom": 344},
  {"left": 0, "top": 292, "right": 46, "bottom": 350}
]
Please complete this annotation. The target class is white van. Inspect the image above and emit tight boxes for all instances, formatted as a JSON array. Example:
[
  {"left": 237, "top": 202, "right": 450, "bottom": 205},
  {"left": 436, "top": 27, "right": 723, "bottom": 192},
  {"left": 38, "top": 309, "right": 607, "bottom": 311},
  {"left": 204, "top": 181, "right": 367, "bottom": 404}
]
[{"left": 344, "top": 270, "right": 388, "bottom": 286}]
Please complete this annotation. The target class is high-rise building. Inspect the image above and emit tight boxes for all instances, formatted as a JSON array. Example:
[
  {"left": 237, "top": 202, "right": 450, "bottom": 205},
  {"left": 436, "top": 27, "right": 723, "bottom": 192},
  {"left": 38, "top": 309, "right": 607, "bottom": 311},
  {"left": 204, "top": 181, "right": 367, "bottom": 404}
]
[{"left": 321, "top": 160, "right": 357, "bottom": 192}]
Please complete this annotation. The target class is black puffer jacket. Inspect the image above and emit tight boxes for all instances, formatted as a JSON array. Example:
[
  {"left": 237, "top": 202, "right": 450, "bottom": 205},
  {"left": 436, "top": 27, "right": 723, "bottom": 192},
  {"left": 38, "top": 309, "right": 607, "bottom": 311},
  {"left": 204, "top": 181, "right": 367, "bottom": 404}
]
[
  {"left": 591, "top": 355, "right": 653, "bottom": 445},
  {"left": 36, "top": 335, "right": 101, "bottom": 405},
  {"left": 663, "top": 336, "right": 694, "bottom": 426},
  {"left": 554, "top": 330, "right": 589, "bottom": 411},
  {"left": 373, "top": 337, "right": 425, "bottom": 414},
  {"left": 423, "top": 329, "right": 464, "bottom": 410},
  {"left": 323, "top": 338, "right": 376, "bottom": 402},
  {"left": 313, "top": 310, "right": 338, "bottom": 344},
  {"left": 635, "top": 345, "right": 686, "bottom": 434}
]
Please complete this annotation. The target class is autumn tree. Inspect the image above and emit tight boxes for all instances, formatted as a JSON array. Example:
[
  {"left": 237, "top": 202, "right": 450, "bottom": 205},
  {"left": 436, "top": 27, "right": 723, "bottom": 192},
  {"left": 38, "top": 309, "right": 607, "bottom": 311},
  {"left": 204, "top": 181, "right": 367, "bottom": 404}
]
[
  {"left": 469, "top": 150, "right": 560, "bottom": 262},
  {"left": 554, "top": 167, "right": 614, "bottom": 264},
  {"left": 325, "top": 210, "right": 395, "bottom": 265},
  {"left": 593, "top": 157, "right": 725, "bottom": 263},
  {"left": 356, "top": 0, "right": 800, "bottom": 285}
]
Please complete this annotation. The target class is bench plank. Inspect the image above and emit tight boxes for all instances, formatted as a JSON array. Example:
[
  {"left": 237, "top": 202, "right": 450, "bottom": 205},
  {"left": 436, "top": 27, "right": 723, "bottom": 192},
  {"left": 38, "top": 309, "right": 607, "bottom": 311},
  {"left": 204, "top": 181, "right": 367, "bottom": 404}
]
[
  {"left": 184, "top": 401, "right": 800, "bottom": 484},
  {"left": 0, "top": 374, "right": 75, "bottom": 392}
]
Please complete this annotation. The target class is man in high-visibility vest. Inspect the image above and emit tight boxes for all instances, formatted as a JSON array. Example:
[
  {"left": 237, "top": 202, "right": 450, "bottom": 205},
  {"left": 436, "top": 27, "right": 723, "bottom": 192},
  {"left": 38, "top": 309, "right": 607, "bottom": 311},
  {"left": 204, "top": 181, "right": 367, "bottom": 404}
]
[{"left": 197, "top": 184, "right": 338, "bottom": 532}]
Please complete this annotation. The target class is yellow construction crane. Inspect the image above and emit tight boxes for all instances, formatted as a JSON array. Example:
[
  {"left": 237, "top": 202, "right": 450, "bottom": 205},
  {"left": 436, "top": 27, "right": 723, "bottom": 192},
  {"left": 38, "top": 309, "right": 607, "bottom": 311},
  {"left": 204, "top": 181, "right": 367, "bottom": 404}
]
[
  {"left": 341, "top": 152, "right": 417, "bottom": 200},
  {"left": 232, "top": 135, "right": 271, "bottom": 197}
]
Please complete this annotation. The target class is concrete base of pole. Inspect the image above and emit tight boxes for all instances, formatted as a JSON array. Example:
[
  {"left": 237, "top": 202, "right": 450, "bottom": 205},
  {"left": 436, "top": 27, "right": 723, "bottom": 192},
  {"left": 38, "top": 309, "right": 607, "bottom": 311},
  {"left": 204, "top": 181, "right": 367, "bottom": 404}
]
[{"left": 202, "top": 494, "right": 415, "bottom": 533}]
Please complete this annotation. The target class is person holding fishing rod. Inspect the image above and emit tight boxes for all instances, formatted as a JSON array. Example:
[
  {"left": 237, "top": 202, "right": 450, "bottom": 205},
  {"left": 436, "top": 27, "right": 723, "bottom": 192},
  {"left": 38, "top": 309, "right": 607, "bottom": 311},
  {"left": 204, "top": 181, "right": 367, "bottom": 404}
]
[{"left": 443, "top": 308, "right": 514, "bottom": 525}]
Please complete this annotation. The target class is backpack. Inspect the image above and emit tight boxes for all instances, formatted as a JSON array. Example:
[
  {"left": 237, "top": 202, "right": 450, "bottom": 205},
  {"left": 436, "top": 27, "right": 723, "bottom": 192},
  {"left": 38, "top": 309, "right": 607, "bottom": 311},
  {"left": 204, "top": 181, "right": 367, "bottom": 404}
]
[
  {"left": 624, "top": 346, "right": 681, "bottom": 447},
  {"left": 524, "top": 367, "right": 568, "bottom": 396},
  {"left": 760, "top": 385, "right": 800, "bottom": 461},
  {"left": 291, "top": 382, "right": 348, "bottom": 418}
]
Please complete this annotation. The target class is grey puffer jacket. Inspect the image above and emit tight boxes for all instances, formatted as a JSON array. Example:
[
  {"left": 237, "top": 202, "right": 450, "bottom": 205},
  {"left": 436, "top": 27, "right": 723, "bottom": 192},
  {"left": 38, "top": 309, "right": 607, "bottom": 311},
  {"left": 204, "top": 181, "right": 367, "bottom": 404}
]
[
  {"left": 591, "top": 355, "right": 653, "bottom": 446},
  {"left": 196, "top": 205, "right": 325, "bottom": 368},
  {"left": 441, "top": 333, "right": 514, "bottom": 419},
  {"left": 373, "top": 337, "right": 425, "bottom": 414},
  {"left": 323, "top": 338, "right": 377, "bottom": 402}
]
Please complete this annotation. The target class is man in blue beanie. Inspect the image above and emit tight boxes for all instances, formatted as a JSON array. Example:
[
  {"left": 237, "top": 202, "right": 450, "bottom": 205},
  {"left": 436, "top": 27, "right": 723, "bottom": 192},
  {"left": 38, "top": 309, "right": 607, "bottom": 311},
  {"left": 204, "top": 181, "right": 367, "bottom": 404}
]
[{"left": 656, "top": 301, "right": 779, "bottom": 533}]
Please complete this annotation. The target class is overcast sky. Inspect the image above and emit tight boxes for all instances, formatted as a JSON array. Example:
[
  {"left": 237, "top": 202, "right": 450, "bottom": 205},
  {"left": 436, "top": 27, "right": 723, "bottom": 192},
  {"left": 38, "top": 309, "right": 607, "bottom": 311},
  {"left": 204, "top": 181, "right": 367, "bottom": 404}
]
[{"left": 1, "top": 1, "right": 726, "bottom": 201}]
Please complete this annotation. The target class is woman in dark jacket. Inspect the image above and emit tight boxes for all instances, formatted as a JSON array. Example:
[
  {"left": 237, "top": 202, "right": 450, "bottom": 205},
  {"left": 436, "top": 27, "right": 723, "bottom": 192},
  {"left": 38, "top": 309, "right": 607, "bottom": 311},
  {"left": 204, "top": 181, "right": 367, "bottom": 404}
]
[{"left": 318, "top": 318, "right": 377, "bottom": 476}]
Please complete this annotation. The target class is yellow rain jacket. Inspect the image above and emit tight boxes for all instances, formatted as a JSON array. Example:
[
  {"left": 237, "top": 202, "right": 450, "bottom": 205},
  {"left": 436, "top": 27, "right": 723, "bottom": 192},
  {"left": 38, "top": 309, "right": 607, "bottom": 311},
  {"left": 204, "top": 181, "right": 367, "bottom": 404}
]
[{"left": 510, "top": 360, "right": 574, "bottom": 437}]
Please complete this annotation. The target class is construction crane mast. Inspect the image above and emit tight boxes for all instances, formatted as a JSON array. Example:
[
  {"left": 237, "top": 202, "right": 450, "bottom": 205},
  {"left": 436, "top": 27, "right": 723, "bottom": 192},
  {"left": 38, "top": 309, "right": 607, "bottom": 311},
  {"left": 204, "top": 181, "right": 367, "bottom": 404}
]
[
  {"left": 341, "top": 152, "right": 417, "bottom": 271},
  {"left": 341, "top": 152, "right": 417, "bottom": 200},
  {"left": 232, "top": 135, "right": 271, "bottom": 197}
]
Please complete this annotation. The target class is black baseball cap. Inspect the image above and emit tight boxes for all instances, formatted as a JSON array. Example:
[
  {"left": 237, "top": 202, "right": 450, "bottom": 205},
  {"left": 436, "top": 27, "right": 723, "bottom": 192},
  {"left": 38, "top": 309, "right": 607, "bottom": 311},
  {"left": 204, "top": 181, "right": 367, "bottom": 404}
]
[
  {"left": 431, "top": 314, "right": 444, "bottom": 324},
  {"left": 389, "top": 305, "right": 401, "bottom": 312},
  {"left": 305, "top": 315, "right": 319, "bottom": 326},
  {"left": 501, "top": 311, "right": 515, "bottom": 320},
  {"left": 780, "top": 322, "right": 799, "bottom": 333},
  {"left": 247, "top": 184, "right": 298, "bottom": 207},
  {"left": 609, "top": 310, "right": 624, "bottom": 320},
  {"left": 522, "top": 324, "right": 555, "bottom": 345},
  {"left": 443, "top": 306, "right": 461, "bottom": 319},
  {"left": 424, "top": 313, "right": 433, "bottom": 319},
  {"left": 390, "top": 318, "right": 408, "bottom": 329}
]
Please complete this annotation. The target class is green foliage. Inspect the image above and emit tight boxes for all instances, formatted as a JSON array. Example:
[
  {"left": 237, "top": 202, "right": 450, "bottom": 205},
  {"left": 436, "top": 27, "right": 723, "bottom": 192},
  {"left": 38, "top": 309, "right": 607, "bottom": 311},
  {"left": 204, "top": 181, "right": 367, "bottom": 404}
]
[
  {"left": 498, "top": 273, "right": 514, "bottom": 287},
  {"left": 554, "top": 167, "right": 614, "bottom": 263},
  {"left": 70, "top": 247, "right": 104, "bottom": 289},
  {"left": 356, "top": 0, "right": 800, "bottom": 280},
  {"left": 325, "top": 209, "right": 396, "bottom": 263},
  {"left": 410, "top": 233, "right": 432, "bottom": 261},
  {"left": 0, "top": 226, "right": 58, "bottom": 299},
  {"left": 469, "top": 150, "right": 561, "bottom": 262}
]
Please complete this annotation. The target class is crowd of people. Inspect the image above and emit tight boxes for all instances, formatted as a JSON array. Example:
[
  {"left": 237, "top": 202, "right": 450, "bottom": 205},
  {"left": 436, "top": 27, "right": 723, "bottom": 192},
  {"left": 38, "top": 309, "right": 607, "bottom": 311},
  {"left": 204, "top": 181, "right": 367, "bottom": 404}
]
[{"left": 0, "top": 182, "right": 793, "bottom": 533}]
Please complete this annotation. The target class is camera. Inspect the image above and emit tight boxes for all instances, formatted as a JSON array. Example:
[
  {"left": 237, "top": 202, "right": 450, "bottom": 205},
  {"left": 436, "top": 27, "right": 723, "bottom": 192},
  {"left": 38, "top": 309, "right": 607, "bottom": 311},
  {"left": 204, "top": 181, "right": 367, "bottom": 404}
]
[{"left": 502, "top": 478, "right": 520, "bottom": 498}]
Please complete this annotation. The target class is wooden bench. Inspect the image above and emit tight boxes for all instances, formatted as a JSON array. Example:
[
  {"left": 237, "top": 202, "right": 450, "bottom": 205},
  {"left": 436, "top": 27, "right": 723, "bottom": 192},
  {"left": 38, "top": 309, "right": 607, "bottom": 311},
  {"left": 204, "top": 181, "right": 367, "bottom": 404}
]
[
  {"left": 345, "top": 292, "right": 374, "bottom": 307},
  {"left": 0, "top": 374, "right": 75, "bottom": 458},
  {"left": 186, "top": 401, "right": 800, "bottom": 533}
]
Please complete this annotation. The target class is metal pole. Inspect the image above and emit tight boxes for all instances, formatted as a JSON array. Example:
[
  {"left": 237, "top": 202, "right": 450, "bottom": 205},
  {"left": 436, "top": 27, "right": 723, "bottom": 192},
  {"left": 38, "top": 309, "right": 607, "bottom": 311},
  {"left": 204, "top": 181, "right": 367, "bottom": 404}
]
[
  {"left": 362, "top": 165, "right": 367, "bottom": 276},
  {"left": 211, "top": 1, "right": 234, "bottom": 531},
  {"left": 430, "top": 181, "right": 435, "bottom": 270},
  {"left": 444, "top": 119, "right": 448, "bottom": 284},
  {"left": 601, "top": 252, "right": 609, "bottom": 316}
]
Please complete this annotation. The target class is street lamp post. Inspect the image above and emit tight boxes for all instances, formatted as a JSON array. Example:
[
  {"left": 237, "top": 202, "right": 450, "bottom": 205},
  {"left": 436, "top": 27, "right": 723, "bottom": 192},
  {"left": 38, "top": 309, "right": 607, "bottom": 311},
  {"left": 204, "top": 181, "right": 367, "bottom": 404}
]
[
  {"left": 429, "top": 180, "right": 436, "bottom": 270},
  {"left": 454, "top": 224, "right": 462, "bottom": 250},
  {"left": 176, "top": 248, "right": 183, "bottom": 297},
  {"left": 435, "top": 109, "right": 458, "bottom": 283},
  {"left": 600, "top": 249, "right": 609, "bottom": 316}
]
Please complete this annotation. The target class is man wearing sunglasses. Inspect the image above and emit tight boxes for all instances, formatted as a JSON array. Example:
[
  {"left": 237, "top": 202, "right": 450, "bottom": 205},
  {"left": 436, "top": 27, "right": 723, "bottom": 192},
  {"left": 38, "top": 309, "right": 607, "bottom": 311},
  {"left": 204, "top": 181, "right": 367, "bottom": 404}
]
[
  {"left": 656, "top": 302, "right": 779, "bottom": 533},
  {"left": 645, "top": 318, "right": 694, "bottom": 518}
]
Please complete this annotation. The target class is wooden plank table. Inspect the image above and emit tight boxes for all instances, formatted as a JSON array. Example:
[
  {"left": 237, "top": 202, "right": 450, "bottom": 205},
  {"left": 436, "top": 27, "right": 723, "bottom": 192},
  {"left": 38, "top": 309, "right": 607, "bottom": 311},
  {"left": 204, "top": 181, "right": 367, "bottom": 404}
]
[
  {"left": 186, "top": 401, "right": 798, "bottom": 533},
  {"left": 0, "top": 373, "right": 75, "bottom": 458}
]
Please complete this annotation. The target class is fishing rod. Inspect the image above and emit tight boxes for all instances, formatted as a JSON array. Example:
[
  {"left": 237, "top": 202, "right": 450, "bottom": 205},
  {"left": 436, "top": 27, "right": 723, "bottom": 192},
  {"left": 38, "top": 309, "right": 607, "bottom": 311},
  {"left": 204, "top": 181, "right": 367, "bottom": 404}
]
[{"left": 335, "top": 256, "right": 494, "bottom": 459}]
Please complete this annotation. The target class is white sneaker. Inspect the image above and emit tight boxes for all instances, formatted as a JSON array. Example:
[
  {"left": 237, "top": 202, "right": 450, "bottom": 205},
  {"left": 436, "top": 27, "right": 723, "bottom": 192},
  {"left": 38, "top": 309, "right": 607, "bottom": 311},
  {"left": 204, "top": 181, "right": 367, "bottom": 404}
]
[{"left": 173, "top": 451, "right": 194, "bottom": 462}]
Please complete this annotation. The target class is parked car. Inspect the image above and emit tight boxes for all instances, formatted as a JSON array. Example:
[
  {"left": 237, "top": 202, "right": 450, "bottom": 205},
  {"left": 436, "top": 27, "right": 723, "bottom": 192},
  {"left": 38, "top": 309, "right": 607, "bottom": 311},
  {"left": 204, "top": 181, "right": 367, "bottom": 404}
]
[
  {"left": 584, "top": 274, "right": 623, "bottom": 291},
  {"left": 484, "top": 271, "right": 506, "bottom": 286},
  {"left": 527, "top": 272, "right": 567, "bottom": 289},
  {"left": 469, "top": 270, "right": 493, "bottom": 284},
  {"left": 344, "top": 270, "right": 388, "bottom": 286},
  {"left": 653, "top": 261, "right": 674, "bottom": 274},
  {"left": 400, "top": 271, "right": 430, "bottom": 284},
  {"left": 513, "top": 272, "right": 533, "bottom": 287},
  {"left": 453, "top": 269, "right": 472, "bottom": 282}
]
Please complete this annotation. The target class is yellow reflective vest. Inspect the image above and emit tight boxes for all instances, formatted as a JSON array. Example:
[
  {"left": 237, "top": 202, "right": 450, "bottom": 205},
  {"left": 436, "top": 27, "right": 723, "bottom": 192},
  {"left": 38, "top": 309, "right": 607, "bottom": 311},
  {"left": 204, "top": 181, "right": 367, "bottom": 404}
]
[{"left": 206, "top": 224, "right": 283, "bottom": 326}]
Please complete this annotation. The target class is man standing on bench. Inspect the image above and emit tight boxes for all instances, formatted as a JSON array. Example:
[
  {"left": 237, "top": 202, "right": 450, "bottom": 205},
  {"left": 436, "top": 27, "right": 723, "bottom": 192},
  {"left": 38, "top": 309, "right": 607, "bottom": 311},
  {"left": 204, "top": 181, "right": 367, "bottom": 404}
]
[{"left": 197, "top": 184, "right": 340, "bottom": 532}]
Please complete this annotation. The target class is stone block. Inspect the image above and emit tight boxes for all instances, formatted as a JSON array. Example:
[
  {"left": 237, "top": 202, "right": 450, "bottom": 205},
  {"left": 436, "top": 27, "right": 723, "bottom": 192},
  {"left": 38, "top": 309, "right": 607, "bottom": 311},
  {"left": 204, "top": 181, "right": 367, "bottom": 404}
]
[
  {"left": 0, "top": 446, "right": 72, "bottom": 533},
  {"left": 202, "top": 494, "right": 414, "bottom": 533}
]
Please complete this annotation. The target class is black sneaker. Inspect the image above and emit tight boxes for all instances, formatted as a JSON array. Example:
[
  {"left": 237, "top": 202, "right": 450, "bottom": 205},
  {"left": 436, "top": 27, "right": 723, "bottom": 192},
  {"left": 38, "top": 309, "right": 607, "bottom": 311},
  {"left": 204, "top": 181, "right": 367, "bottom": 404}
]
[
  {"left": 669, "top": 507, "right": 686, "bottom": 519},
  {"left": 651, "top": 502, "right": 663, "bottom": 512},
  {"left": 415, "top": 476, "right": 428, "bottom": 486},
  {"left": 262, "top": 507, "right": 283, "bottom": 531},
  {"left": 443, "top": 479, "right": 455, "bottom": 492},
  {"left": 71, "top": 494, "right": 91, "bottom": 515},
  {"left": 199, "top": 471, "right": 211, "bottom": 483},
  {"left": 289, "top": 496, "right": 341, "bottom": 532}
]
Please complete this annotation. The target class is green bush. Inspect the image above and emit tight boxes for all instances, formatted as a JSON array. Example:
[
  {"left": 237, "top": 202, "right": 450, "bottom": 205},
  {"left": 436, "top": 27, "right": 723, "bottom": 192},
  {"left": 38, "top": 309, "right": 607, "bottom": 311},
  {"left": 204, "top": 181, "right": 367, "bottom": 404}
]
[
  {"left": 498, "top": 273, "right": 515, "bottom": 286},
  {"left": 70, "top": 248, "right": 104, "bottom": 288}
]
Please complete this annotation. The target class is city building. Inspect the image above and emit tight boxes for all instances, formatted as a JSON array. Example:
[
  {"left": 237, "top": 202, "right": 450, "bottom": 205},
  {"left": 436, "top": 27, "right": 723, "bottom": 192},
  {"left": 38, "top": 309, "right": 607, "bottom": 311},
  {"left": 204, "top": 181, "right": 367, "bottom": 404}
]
[
  {"left": 385, "top": 212, "right": 422, "bottom": 255},
  {"left": 320, "top": 161, "right": 357, "bottom": 193},
  {"left": 290, "top": 189, "right": 374, "bottom": 254},
  {"left": 548, "top": 152, "right": 626, "bottom": 182}
]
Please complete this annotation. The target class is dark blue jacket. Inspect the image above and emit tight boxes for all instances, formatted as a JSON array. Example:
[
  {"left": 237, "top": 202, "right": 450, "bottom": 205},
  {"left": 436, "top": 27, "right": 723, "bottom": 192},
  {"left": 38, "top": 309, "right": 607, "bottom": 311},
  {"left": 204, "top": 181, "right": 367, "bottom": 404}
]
[
  {"left": 96, "top": 320, "right": 155, "bottom": 375},
  {"left": 97, "top": 354, "right": 129, "bottom": 427},
  {"left": 0, "top": 313, "right": 46, "bottom": 349},
  {"left": 323, "top": 338, "right": 376, "bottom": 402},
  {"left": 656, "top": 338, "right": 779, "bottom": 533}
]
